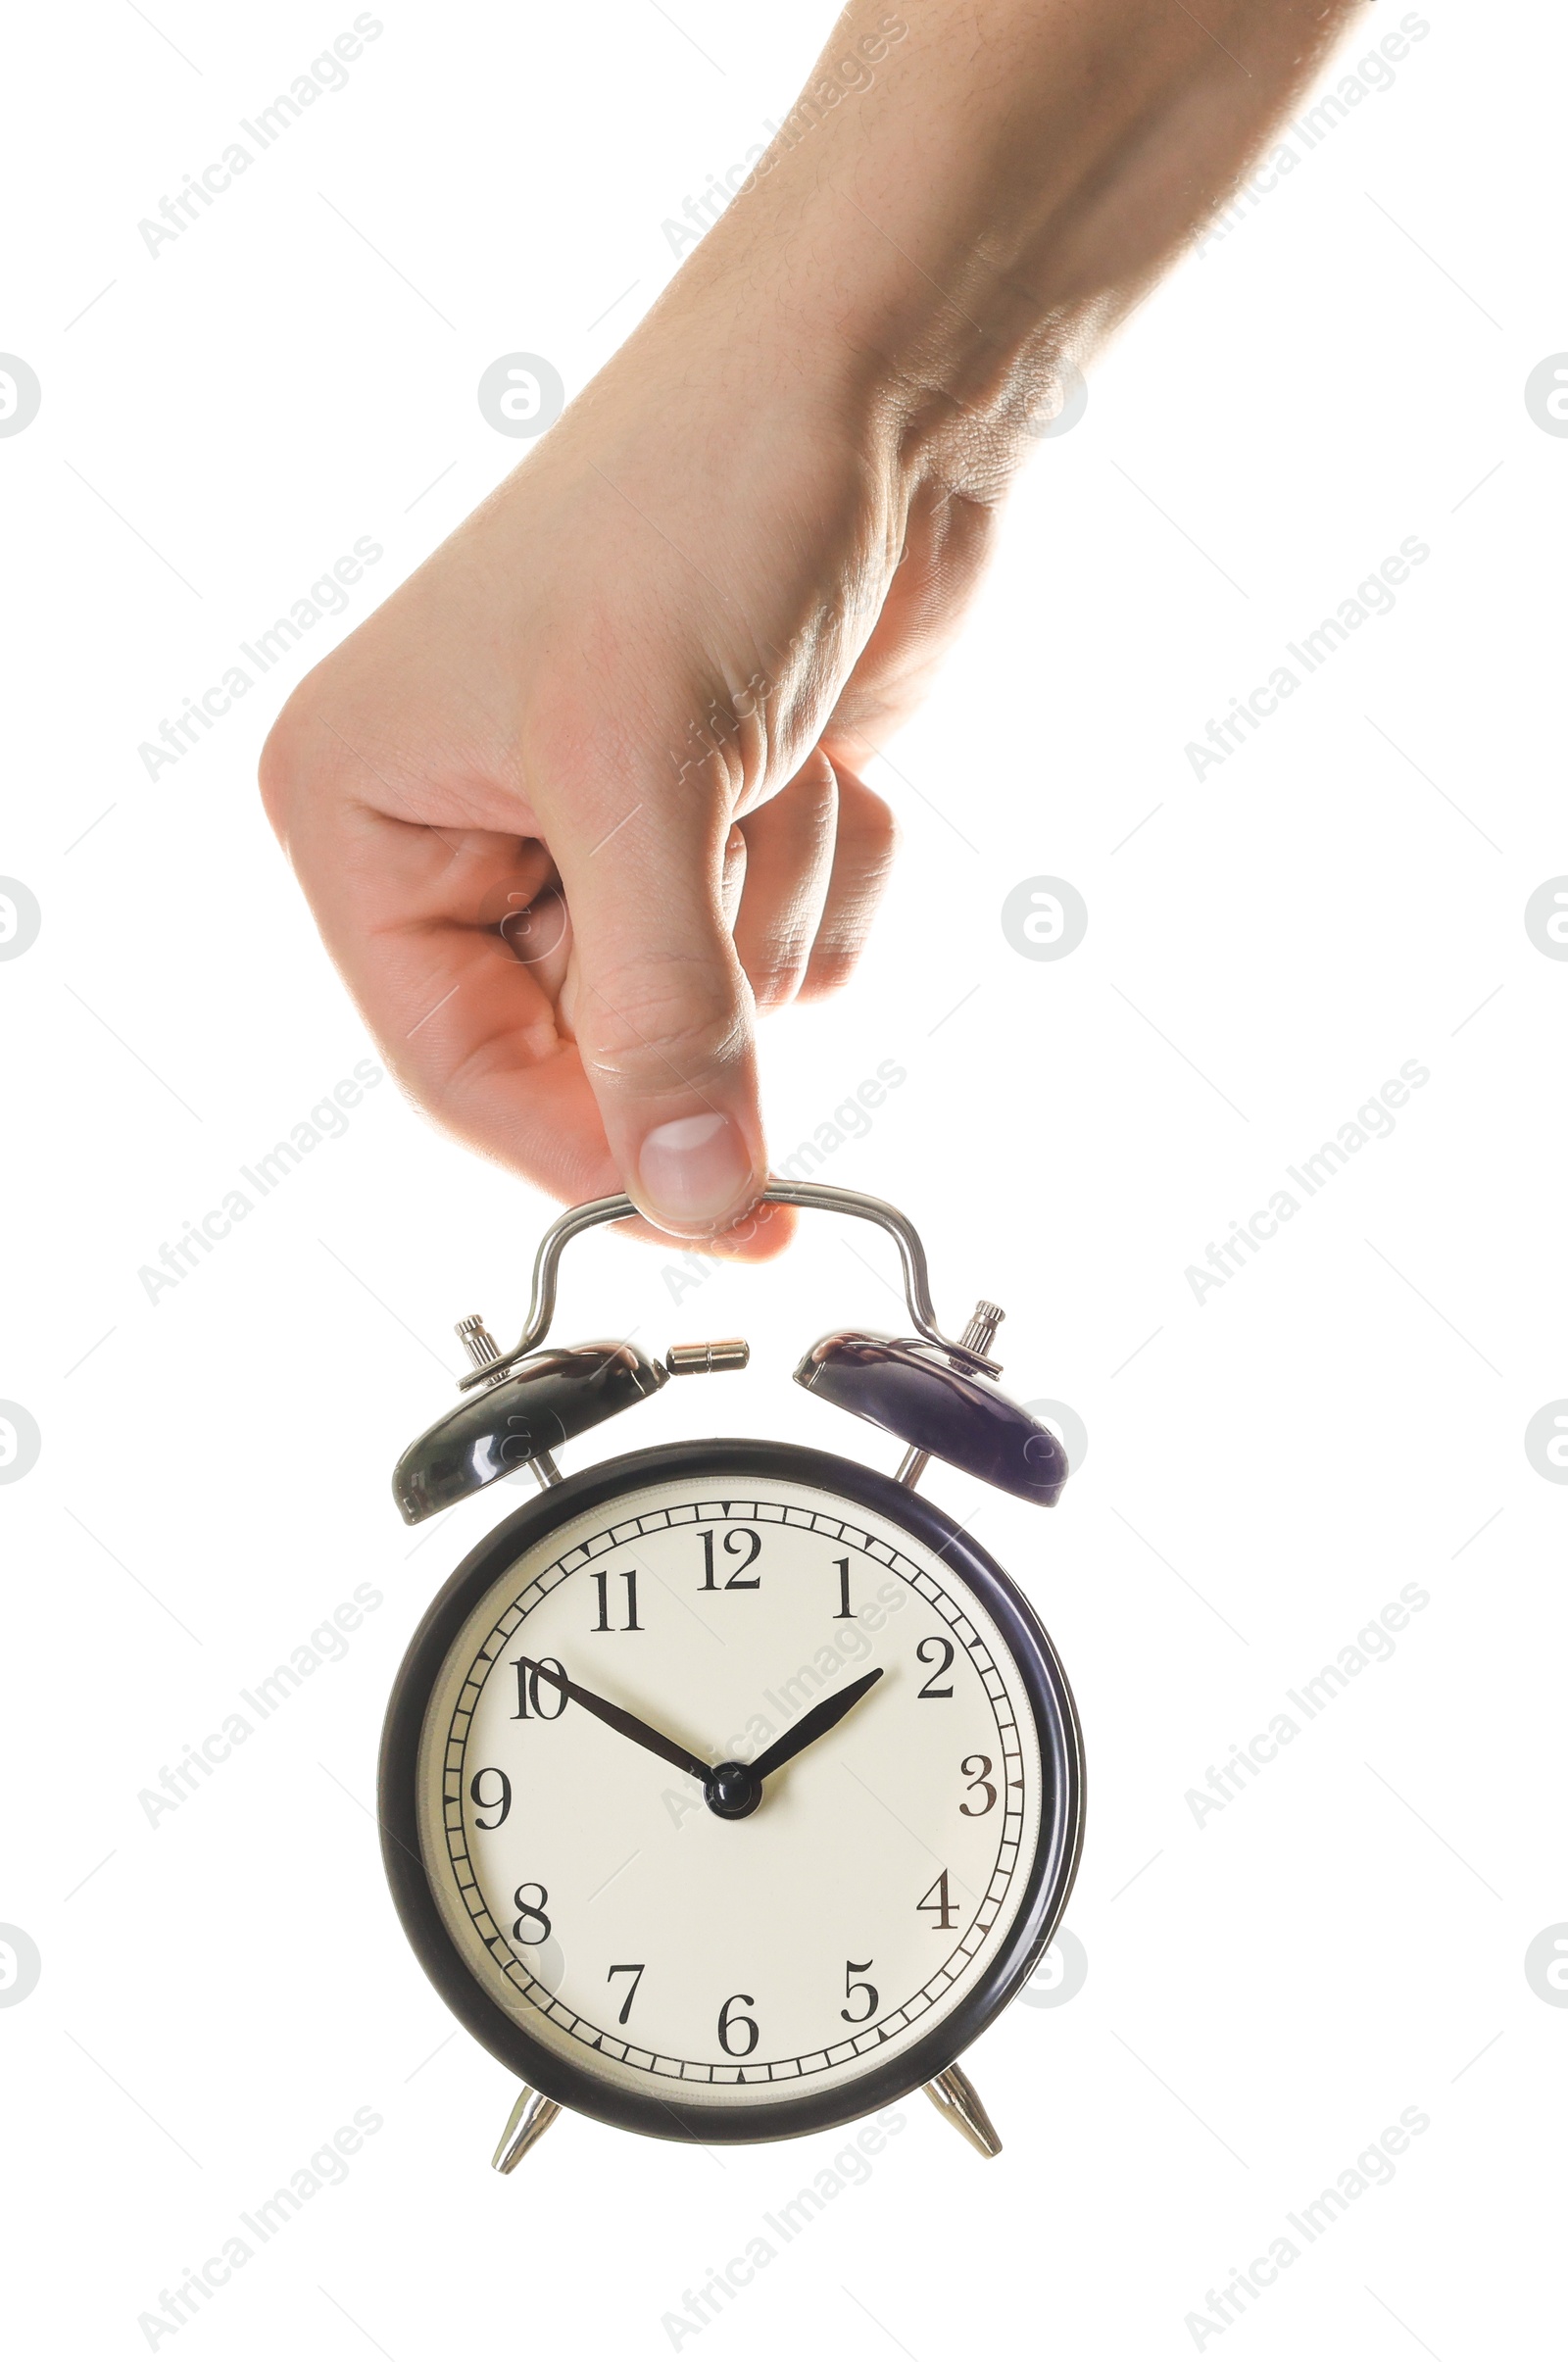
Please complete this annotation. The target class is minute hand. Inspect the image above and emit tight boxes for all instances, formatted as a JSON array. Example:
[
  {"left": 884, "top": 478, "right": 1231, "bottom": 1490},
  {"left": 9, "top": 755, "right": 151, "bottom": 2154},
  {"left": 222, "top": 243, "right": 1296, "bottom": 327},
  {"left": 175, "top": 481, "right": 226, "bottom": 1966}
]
[
  {"left": 749, "top": 1668, "right": 884, "bottom": 1784},
  {"left": 520, "top": 1658, "right": 713, "bottom": 1784}
]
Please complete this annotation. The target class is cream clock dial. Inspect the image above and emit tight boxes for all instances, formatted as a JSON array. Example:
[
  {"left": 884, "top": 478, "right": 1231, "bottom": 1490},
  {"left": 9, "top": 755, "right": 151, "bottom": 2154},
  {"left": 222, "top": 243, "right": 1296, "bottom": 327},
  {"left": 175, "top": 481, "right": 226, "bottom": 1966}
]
[{"left": 383, "top": 1441, "right": 1083, "bottom": 2145}]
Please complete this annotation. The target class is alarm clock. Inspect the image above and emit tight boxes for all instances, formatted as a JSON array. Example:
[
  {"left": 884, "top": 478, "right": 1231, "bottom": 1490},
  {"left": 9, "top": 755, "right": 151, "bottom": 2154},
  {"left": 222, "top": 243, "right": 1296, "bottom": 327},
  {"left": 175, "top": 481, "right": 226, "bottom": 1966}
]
[{"left": 379, "top": 1180, "right": 1083, "bottom": 2168}]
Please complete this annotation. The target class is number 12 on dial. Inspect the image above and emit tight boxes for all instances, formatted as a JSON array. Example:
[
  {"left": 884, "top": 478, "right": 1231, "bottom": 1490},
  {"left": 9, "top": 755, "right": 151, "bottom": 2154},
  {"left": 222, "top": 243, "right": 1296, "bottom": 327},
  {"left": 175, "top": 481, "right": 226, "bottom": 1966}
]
[{"left": 384, "top": 1446, "right": 1083, "bottom": 2150}]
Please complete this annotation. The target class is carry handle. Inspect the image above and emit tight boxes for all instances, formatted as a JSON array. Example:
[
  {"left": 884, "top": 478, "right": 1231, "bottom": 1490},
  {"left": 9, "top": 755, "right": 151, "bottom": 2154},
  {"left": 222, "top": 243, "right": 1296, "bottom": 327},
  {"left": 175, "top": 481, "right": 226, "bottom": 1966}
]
[{"left": 455, "top": 1181, "right": 1000, "bottom": 1392}]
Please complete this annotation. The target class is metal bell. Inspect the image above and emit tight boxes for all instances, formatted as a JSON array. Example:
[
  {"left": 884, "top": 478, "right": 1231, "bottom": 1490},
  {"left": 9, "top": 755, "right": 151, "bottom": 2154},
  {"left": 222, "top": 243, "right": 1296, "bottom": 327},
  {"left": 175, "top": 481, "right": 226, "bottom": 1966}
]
[
  {"left": 793, "top": 1329, "right": 1068, "bottom": 1506},
  {"left": 392, "top": 1341, "right": 666, "bottom": 1523}
]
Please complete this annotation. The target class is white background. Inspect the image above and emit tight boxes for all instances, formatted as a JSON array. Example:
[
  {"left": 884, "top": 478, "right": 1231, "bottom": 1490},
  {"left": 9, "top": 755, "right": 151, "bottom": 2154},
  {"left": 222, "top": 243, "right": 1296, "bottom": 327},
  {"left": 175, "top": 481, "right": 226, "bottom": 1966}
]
[{"left": 2, "top": 2, "right": 1564, "bottom": 2355}]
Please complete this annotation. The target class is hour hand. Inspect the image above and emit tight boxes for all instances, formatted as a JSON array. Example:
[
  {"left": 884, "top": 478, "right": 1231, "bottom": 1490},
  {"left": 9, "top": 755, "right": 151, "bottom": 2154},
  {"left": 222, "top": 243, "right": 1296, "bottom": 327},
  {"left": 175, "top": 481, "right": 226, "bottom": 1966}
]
[
  {"left": 519, "top": 1658, "right": 712, "bottom": 1784},
  {"left": 748, "top": 1668, "right": 884, "bottom": 1784}
]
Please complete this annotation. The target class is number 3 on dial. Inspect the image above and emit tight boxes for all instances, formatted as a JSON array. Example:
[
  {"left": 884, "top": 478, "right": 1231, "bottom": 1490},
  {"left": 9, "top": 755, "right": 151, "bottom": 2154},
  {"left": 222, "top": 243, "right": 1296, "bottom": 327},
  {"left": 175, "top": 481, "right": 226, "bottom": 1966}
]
[{"left": 389, "top": 1450, "right": 1084, "bottom": 2148}]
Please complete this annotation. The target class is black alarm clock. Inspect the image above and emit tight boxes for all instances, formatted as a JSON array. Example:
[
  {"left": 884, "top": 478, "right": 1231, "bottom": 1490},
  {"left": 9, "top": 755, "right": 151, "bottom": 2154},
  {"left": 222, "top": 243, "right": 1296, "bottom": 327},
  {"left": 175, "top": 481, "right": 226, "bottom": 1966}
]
[{"left": 379, "top": 1181, "right": 1083, "bottom": 2168}]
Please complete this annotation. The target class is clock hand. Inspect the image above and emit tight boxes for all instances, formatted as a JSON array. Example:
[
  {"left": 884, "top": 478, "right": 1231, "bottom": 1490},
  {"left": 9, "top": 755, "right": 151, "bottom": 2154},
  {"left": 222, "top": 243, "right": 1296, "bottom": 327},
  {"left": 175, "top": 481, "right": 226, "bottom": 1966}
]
[
  {"left": 747, "top": 1668, "right": 884, "bottom": 1784},
  {"left": 518, "top": 1658, "right": 713, "bottom": 1785}
]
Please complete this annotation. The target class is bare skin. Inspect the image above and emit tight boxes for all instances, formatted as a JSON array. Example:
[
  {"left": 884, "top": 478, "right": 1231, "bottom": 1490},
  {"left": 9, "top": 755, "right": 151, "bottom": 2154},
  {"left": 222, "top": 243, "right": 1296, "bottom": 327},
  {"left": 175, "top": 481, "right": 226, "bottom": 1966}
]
[{"left": 261, "top": 0, "right": 1362, "bottom": 1255}]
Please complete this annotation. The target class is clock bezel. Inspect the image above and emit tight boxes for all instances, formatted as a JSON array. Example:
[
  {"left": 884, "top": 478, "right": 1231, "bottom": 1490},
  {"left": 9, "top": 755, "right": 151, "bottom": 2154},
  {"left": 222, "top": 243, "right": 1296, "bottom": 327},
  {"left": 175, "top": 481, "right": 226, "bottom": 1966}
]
[{"left": 379, "top": 1437, "right": 1085, "bottom": 2145}]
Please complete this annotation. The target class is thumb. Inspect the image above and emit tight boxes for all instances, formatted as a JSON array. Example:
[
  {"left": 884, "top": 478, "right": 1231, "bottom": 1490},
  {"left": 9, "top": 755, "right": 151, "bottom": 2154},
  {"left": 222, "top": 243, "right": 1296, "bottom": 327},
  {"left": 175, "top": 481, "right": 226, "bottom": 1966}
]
[{"left": 559, "top": 794, "right": 767, "bottom": 1240}]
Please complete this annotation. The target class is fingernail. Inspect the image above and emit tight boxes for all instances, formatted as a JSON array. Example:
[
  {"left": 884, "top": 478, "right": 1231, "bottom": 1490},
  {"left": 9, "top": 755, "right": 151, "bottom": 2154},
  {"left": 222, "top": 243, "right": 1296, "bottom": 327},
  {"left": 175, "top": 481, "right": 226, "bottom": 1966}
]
[{"left": 636, "top": 1111, "right": 757, "bottom": 1236}]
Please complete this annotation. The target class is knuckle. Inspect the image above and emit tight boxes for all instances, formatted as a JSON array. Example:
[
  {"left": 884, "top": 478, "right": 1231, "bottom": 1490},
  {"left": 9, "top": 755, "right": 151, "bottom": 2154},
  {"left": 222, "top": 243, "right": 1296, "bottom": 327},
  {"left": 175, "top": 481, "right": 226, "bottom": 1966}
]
[
  {"left": 257, "top": 679, "right": 332, "bottom": 832},
  {"left": 257, "top": 712, "right": 303, "bottom": 832}
]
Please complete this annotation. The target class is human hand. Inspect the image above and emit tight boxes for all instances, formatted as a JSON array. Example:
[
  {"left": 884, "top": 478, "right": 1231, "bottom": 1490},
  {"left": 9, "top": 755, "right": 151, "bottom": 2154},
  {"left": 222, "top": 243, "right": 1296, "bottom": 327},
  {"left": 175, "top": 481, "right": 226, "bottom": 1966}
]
[
  {"left": 258, "top": 252, "right": 1004, "bottom": 1252},
  {"left": 261, "top": 0, "right": 1359, "bottom": 1252}
]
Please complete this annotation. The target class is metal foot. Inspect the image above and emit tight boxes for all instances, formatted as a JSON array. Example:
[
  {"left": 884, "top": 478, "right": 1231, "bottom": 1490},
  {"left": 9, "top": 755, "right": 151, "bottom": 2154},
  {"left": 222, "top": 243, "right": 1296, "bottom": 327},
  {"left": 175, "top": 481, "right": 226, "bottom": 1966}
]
[
  {"left": 923, "top": 2061, "right": 1003, "bottom": 2158},
  {"left": 491, "top": 2085, "right": 563, "bottom": 2172}
]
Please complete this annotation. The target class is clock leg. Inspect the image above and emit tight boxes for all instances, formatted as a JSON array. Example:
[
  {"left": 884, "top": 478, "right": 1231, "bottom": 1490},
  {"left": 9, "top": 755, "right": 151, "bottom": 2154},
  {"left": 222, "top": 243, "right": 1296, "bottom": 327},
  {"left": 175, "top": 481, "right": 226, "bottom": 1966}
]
[
  {"left": 491, "top": 2083, "right": 563, "bottom": 2172},
  {"left": 923, "top": 2061, "right": 1003, "bottom": 2159}
]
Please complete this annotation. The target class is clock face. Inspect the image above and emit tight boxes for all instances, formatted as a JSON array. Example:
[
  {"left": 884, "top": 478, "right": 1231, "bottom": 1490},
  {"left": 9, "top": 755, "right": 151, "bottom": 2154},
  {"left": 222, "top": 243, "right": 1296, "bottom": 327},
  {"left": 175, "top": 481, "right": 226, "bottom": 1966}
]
[{"left": 385, "top": 1443, "right": 1082, "bottom": 2141}]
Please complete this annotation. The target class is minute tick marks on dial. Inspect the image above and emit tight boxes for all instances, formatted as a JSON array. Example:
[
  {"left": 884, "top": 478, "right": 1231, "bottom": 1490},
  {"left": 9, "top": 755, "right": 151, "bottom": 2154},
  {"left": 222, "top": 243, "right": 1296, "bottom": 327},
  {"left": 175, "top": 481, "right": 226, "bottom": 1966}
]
[
  {"left": 382, "top": 1183, "right": 1090, "bottom": 2154},
  {"left": 416, "top": 1475, "right": 1054, "bottom": 2113}
]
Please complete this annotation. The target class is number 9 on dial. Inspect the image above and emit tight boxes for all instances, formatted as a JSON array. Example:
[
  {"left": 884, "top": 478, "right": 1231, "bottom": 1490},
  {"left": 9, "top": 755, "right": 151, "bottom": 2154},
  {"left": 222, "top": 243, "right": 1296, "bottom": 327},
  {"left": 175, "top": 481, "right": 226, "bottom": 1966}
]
[{"left": 380, "top": 1185, "right": 1084, "bottom": 2162}]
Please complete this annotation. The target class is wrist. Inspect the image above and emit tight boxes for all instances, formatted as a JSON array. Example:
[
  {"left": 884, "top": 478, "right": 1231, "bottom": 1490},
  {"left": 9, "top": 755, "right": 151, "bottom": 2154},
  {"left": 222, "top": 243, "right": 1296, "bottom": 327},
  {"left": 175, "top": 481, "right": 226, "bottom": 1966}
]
[
  {"left": 660, "top": 0, "right": 1364, "bottom": 467},
  {"left": 660, "top": 50, "right": 1089, "bottom": 483}
]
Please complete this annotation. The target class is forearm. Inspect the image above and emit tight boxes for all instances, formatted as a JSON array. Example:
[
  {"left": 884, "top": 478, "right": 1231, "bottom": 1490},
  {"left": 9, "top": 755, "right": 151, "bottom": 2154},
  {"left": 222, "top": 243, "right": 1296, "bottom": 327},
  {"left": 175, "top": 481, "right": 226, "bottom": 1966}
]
[
  {"left": 670, "top": 0, "right": 1363, "bottom": 446},
  {"left": 263, "top": 1, "right": 1371, "bottom": 1242}
]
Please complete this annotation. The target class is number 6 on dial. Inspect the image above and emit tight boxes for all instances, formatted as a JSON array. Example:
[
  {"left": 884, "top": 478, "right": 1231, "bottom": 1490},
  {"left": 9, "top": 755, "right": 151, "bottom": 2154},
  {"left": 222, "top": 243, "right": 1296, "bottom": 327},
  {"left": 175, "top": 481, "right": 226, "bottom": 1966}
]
[{"left": 380, "top": 1182, "right": 1082, "bottom": 2164}]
